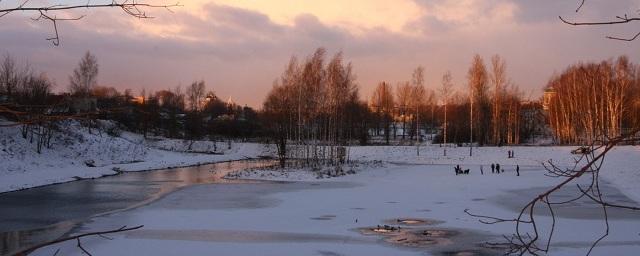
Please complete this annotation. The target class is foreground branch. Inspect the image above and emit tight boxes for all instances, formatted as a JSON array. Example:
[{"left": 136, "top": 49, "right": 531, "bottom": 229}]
[
  {"left": 13, "top": 225, "right": 143, "bottom": 255},
  {"left": 0, "top": 0, "right": 181, "bottom": 45},
  {"left": 467, "top": 129, "right": 640, "bottom": 255},
  {"left": 559, "top": 0, "right": 640, "bottom": 41}
]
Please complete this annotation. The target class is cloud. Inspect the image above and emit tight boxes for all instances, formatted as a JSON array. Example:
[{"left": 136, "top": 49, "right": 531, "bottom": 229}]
[
  {"left": 0, "top": 0, "right": 638, "bottom": 107},
  {"left": 208, "top": 0, "right": 424, "bottom": 34}
]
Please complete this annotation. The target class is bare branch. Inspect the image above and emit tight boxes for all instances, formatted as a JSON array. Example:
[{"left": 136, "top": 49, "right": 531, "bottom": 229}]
[
  {"left": 14, "top": 225, "right": 144, "bottom": 255},
  {"left": 467, "top": 129, "right": 640, "bottom": 255},
  {"left": 0, "top": 0, "right": 181, "bottom": 45},
  {"left": 576, "top": 0, "right": 586, "bottom": 13},
  {"left": 559, "top": 15, "right": 640, "bottom": 26},
  {"left": 607, "top": 31, "right": 640, "bottom": 42},
  {"left": 560, "top": 0, "right": 640, "bottom": 41}
]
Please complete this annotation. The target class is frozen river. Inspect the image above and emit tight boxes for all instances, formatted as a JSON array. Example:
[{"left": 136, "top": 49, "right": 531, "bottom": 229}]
[
  {"left": 0, "top": 160, "right": 276, "bottom": 255},
  {"left": 2, "top": 160, "right": 640, "bottom": 255}
]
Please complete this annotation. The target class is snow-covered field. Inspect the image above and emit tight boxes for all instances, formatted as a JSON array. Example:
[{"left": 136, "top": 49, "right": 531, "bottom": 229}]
[
  {"left": 227, "top": 144, "right": 640, "bottom": 205},
  {"left": 2, "top": 120, "right": 640, "bottom": 255},
  {"left": 0, "top": 120, "right": 275, "bottom": 193},
  {"left": 29, "top": 151, "right": 640, "bottom": 256}
]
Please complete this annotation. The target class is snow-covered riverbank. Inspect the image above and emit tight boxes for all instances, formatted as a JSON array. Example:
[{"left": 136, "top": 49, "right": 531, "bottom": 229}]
[
  {"left": 0, "top": 121, "right": 275, "bottom": 193},
  {"left": 2, "top": 119, "right": 639, "bottom": 205}
]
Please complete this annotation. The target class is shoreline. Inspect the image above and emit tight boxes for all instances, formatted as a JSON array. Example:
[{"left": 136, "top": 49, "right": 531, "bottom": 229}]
[
  {"left": 2, "top": 142, "right": 639, "bottom": 200},
  {"left": 0, "top": 156, "right": 268, "bottom": 195}
]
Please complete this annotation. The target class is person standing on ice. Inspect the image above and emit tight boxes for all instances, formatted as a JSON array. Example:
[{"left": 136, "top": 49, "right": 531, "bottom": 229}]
[
  {"left": 491, "top": 163, "right": 495, "bottom": 173},
  {"left": 496, "top": 164, "right": 501, "bottom": 173},
  {"left": 516, "top": 165, "right": 520, "bottom": 176}
]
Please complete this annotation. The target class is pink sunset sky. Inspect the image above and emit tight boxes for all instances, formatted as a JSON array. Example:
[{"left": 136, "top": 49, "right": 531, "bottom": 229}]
[{"left": 1, "top": 0, "right": 638, "bottom": 107}]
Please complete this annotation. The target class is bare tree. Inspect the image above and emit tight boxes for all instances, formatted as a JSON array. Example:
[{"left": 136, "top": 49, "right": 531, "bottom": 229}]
[
  {"left": 440, "top": 71, "right": 454, "bottom": 155},
  {"left": 263, "top": 80, "right": 291, "bottom": 168},
  {"left": 467, "top": 54, "right": 489, "bottom": 145},
  {"left": 0, "top": 54, "right": 19, "bottom": 97},
  {"left": 425, "top": 89, "right": 437, "bottom": 140},
  {"left": 547, "top": 57, "right": 637, "bottom": 144},
  {"left": 0, "top": 0, "right": 180, "bottom": 45},
  {"left": 186, "top": 80, "right": 206, "bottom": 112},
  {"left": 465, "top": 55, "right": 640, "bottom": 255},
  {"left": 411, "top": 66, "right": 426, "bottom": 154},
  {"left": 504, "top": 84, "right": 522, "bottom": 144},
  {"left": 263, "top": 48, "right": 362, "bottom": 169},
  {"left": 69, "top": 51, "right": 98, "bottom": 97},
  {"left": 371, "top": 81, "right": 395, "bottom": 145},
  {"left": 490, "top": 54, "right": 507, "bottom": 145},
  {"left": 326, "top": 52, "right": 358, "bottom": 145},
  {"left": 396, "top": 81, "right": 413, "bottom": 141}
]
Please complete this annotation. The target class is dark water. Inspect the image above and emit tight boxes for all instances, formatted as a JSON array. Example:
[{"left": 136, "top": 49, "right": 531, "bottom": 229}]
[{"left": 0, "top": 160, "right": 276, "bottom": 256}]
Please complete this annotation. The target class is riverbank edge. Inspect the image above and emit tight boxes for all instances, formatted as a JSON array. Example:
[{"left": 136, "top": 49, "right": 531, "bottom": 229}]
[{"left": 0, "top": 154, "right": 274, "bottom": 195}]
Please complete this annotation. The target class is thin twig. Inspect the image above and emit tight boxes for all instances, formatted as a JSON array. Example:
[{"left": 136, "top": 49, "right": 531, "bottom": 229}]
[
  {"left": 14, "top": 225, "right": 144, "bottom": 255},
  {"left": 560, "top": 0, "right": 640, "bottom": 41}
]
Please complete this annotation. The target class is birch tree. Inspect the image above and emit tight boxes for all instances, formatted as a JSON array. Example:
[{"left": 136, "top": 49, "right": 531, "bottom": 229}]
[
  {"left": 490, "top": 54, "right": 507, "bottom": 145},
  {"left": 411, "top": 66, "right": 426, "bottom": 143},
  {"left": 440, "top": 71, "right": 454, "bottom": 154},
  {"left": 69, "top": 51, "right": 98, "bottom": 97},
  {"left": 371, "top": 82, "right": 395, "bottom": 145},
  {"left": 467, "top": 54, "right": 489, "bottom": 145},
  {"left": 396, "top": 82, "right": 413, "bottom": 140},
  {"left": 547, "top": 56, "right": 637, "bottom": 144}
]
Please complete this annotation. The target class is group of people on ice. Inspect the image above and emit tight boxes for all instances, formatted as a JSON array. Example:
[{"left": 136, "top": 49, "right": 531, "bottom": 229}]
[
  {"left": 454, "top": 163, "right": 520, "bottom": 176},
  {"left": 454, "top": 165, "right": 470, "bottom": 175},
  {"left": 454, "top": 149, "right": 521, "bottom": 176}
]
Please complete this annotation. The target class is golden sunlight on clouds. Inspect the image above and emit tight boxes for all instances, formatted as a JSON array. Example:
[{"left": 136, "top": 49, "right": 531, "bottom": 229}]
[
  {"left": 124, "top": 0, "right": 519, "bottom": 40},
  {"left": 425, "top": 0, "right": 517, "bottom": 25},
  {"left": 194, "top": 0, "right": 424, "bottom": 34}
]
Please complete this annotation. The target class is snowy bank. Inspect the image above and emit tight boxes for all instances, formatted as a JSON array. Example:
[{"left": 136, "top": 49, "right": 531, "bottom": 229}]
[
  {"left": 2, "top": 119, "right": 638, "bottom": 205},
  {"left": 0, "top": 120, "right": 275, "bottom": 193}
]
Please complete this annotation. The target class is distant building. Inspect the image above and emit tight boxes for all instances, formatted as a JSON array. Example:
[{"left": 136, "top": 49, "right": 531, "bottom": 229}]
[{"left": 543, "top": 87, "right": 556, "bottom": 111}]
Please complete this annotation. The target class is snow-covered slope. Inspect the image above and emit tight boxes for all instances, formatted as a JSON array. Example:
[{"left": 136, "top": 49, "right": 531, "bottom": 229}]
[{"left": 0, "top": 120, "right": 274, "bottom": 193}]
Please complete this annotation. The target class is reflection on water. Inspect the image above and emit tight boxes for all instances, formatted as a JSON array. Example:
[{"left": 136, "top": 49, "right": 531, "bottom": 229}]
[{"left": 0, "top": 160, "right": 276, "bottom": 256}]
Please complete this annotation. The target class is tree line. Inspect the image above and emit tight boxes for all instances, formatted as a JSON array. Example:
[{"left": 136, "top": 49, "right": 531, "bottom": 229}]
[
  {"left": 367, "top": 54, "right": 530, "bottom": 147},
  {"left": 0, "top": 51, "right": 261, "bottom": 154},
  {"left": 260, "top": 49, "right": 539, "bottom": 165},
  {"left": 2, "top": 49, "right": 638, "bottom": 157},
  {"left": 262, "top": 48, "right": 368, "bottom": 167},
  {"left": 546, "top": 56, "right": 640, "bottom": 144}
]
